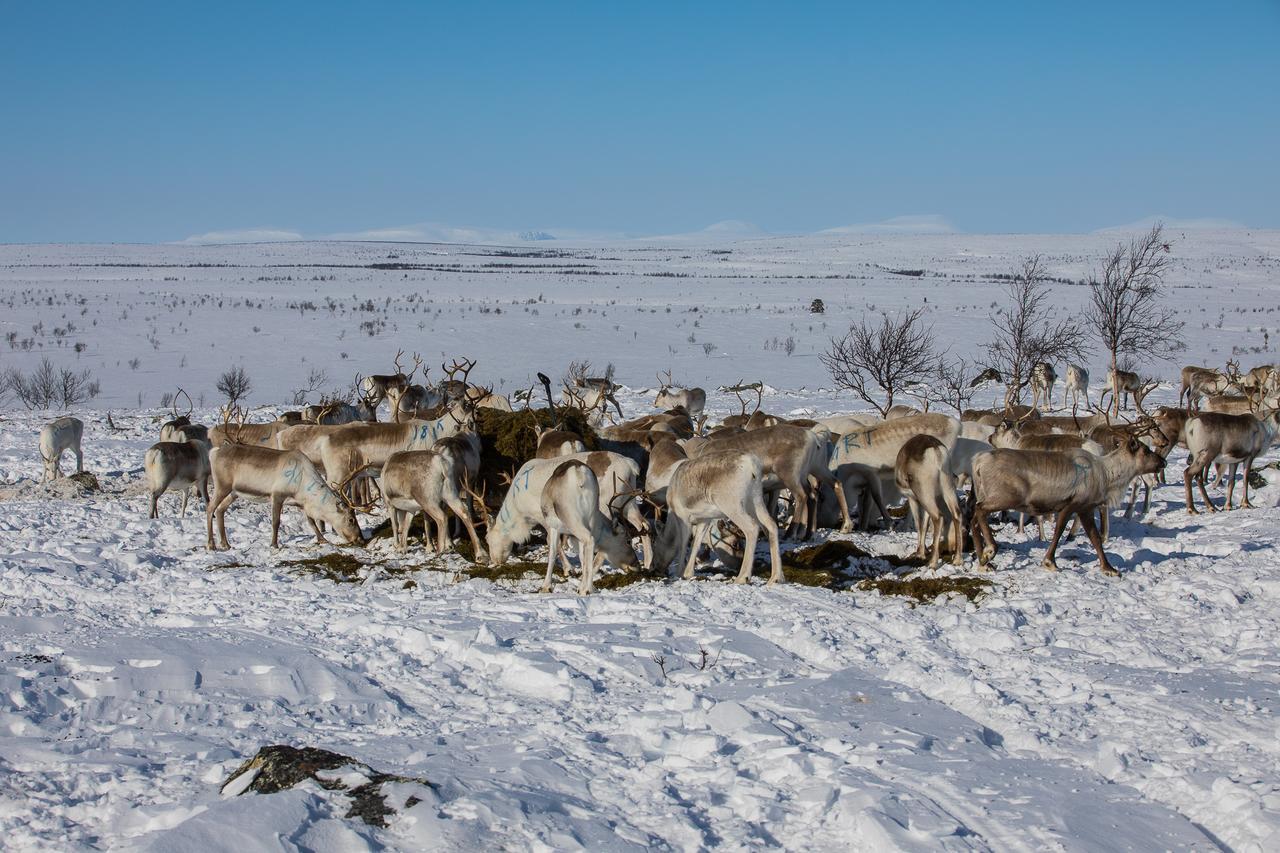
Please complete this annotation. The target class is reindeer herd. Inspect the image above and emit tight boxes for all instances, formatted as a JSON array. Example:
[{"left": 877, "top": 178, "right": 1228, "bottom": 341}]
[{"left": 29, "top": 353, "right": 1280, "bottom": 592}]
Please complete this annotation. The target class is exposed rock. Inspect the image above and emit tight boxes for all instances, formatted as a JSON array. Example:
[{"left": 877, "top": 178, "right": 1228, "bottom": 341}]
[{"left": 220, "top": 744, "right": 434, "bottom": 828}]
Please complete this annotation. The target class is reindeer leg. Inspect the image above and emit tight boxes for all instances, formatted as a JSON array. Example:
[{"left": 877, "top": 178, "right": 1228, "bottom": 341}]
[
  {"left": 1184, "top": 461, "right": 1199, "bottom": 514},
  {"left": 307, "top": 515, "right": 328, "bottom": 545},
  {"left": 730, "top": 512, "right": 760, "bottom": 584},
  {"left": 445, "top": 491, "right": 487, "bottom": 562},
  {"left": 578, "top": 538, "right": 596, "bottom": 596},
  {"left": 1042, "top": 508, "right": 1072, "bottom": 571},
  {"left": 542, "top": 528, "right": 560, "bottom": 593},
  {"left": 909, "top": 497, "right": 926, "bottom": 559},
  {"left": 971, "top": 503, "right": 996, "bottom": 568},
  {"left": 436, "top": 504, "right": 456, "bottom": 552},
  {"left": 1078, "top": 509, "right": 1117, "bottom": 576},
  {"left": 179, "top": 487, "right": 190, "bottom": 517},
  {"left": 1242, "top": 457, "right": 1257, "bottom": 509},
  {"left": 928, "top": 512, "right": 943, "bottom": 568},
  {"left": 269, "top": 495, "right": 286, "bottom": 548},
  {"left": 828, "top": 472, "right": 853, "bottom": 534},
  {"left": 149, "top": 489, "right": 160, "bottom": 520},
  {"left": 683, "top": 523, "right": 710, "bottom": 580},
  {"left": 214, "top": 492, "right": 236, "bottom": 550},
  {"left": 1226, "top": 462, "right": 1239, "bottom": 510},
  {"left": 1197, "top": 457, "right": 1217, "bottom": 513}
]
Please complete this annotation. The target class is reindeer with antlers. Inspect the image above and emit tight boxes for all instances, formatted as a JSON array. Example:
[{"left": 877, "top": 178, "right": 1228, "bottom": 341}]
[
  {"left": 655, "top": 370, "right": 706, "bottom": 418},
  {"left": 357, "top": 349, "right": 418, "bottom": 417}
]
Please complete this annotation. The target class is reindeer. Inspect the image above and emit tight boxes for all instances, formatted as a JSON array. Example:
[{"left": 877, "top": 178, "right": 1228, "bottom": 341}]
[
  {"left": 885, "top": 404, "right": 923, "bottom": 420},
  {"left": 483, "top": 452, "right": 642, "bottom": 576},
  {"left": 650, "top": 450, "right": 783, "bottom": 584},
  {"left": 1030, "top": 362, "right": 1056, "bottom": 411},
  {"left": 305, "top": 400, "right": 375, "bottom": 425},
  {"left": 312, "top": 401, "right": 477, "bottom": 502},
  {"left": 145, "top": 440, "right": 211, "bottom": 518},
  {"left": 692, "top": 423, "right": 851, "bottom": 537},
  {"left": 534, "top": 424, "right": 587, "bottom": 459},
  {"left": 380, "top": 443, "right": 486, "bottom": 560},
  {"left": 895, "top": 435, "right": 964, "bottom": 567},
  {"left": 970, "top": 437, "right": 1165, "bottom": 575},
  {"left": 1239, "top": 364, "right": 1279, "bottom": 398},
  {"left": 1102, "top": 368, "right": 1159, "bottom": 415},
  {"left": 718, "top": 380, "right": 765, "bottom": 428},
  {"left": 205, "top": 445, "right": 364, "bottom": 550},
  {"left": 654, "top": 370, "right": 707, "bottom": 418},
  {"left": 537, "top": 460, "right": 639, "bottom": 594},
  {"left": 39, "top": 416, "right": 84, "bottom": 482},
  {"left": 1183, "top": 410, "right": 1280, "bottom": 514},
  {"left": 209, "top": 407, "right": 290, "bottom": 448},
  {"left": 1180, "top": 362, "right": 1237, "bottom": 410},
  {"left": 159, "top": 389, "right": 202, "bottom": 443},
  {"left": 1063, "top": 365, "right": 1089, "bottom": 409}
]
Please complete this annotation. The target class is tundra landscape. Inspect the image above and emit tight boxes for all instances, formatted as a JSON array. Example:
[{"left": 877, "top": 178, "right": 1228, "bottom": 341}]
[{"left": 2, "top": 229, "right": 1280, "bottom": 849}]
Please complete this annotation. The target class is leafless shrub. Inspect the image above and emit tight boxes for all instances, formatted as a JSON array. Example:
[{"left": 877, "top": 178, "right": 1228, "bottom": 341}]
[
  {"left": 982, "top": 255, "right": 1087, "bottom": 408},
  {"left": 290, "top": 367, "right": 329, "bottom": 406},
  {"left": 216, "top": 365, "right": 253, "bottom": 405},
  {"left": 821, "top": 308, "right": 937, "bottom": 416},
  {"left": 5, "top": 357, "right": 98, "bottom": 409},
  {"left": 1085, "top": 223, "right": 1185, "bottom": 414},
  {"left": 931, "top": 356, "right": 980, "bottom": 415}
]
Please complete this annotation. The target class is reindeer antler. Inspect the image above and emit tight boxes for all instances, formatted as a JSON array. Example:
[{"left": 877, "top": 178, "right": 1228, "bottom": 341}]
[
  {"left": 174, "top": 387, "right": 193, "bottom": 419},
  {"left": 335, "top": 463, "right": 382, "bottom": 513}
]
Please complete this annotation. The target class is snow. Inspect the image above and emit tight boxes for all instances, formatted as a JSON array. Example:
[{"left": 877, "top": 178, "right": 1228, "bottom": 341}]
[{"left": 2, "top": 233, "right": 1280, "bottom": 849}]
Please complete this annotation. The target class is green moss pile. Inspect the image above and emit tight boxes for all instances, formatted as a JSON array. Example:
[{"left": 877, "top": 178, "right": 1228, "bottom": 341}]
[
  {"left": 473, "top": 406, "right": 599, "bottom": 499},
  {"left": 857, "top": 574, "right": 992, "bottom": 605}
]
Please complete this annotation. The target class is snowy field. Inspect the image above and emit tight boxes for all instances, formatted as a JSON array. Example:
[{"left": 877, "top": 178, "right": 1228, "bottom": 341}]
[{"left": 2, "top": 232, "right": 1280, "bottom": 850}]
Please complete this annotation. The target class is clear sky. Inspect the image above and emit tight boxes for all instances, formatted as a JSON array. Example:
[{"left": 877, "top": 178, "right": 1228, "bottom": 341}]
[{"left": 2, "top": 1, "right": 1277, "bottom": 242}]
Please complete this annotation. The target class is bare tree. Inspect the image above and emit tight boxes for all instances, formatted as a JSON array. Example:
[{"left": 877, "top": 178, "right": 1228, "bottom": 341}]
[
  {"left": 982, "top": 255, "right": 1087, "bottom": 409},
  {"left": 5, "top": 358, "right": 97, "bottom": 409},
  {"left": 57, "top": 364, "right": 96, "bottom": 408},
  {"left": 1086, "top": 224, "right": 1184, "bottom": 415},
  {"left": 290, "top": 367, "right": 329, "bottom": 406},
  {"left": 821, "top": 308, "right": 937, "bottom": 416},
  {"left": 216, "top": 365, "right": 253, "bottom": 405},
  {"left": 931, "top": 356, "right": 979, "bottom": 415}
]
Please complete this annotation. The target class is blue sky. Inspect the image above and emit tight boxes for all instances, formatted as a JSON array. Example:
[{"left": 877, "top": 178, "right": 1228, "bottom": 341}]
[{"left": 2, "top": 1, "right": 1277, "bottom": 242}]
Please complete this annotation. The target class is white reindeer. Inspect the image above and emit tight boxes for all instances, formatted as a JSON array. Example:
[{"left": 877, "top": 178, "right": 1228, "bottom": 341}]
[{"left": 39, "top": 416, "right": 84, "bottom": 482}]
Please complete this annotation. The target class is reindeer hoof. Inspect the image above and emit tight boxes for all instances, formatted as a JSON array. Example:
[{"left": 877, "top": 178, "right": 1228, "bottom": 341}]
[
  {"left": 1100, "top": 565, "right": 1120, "bottom": 577},
  {"left": 1041, "top": 559, "right": 1058, "bottom": 572},
  {"left": 839, "top": 522, "right": 855, "bottom": 534},
  {"left": 733, "top": 575, "right": 750, "bottom": 585},
  {"left": 539, "top": 584, "right": 552, "bottom": 594}
]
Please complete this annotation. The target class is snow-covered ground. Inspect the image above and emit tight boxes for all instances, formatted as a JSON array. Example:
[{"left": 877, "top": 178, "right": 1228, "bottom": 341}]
[{"left": 2, "top": 234, "right": 1280, "bottom": 850}]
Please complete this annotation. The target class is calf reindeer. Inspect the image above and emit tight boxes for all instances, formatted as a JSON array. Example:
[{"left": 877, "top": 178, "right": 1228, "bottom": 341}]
[
  {"left": 1063, "top": 365, "right": 1089, "bottom": 409},
  {"left": 1031, "top": 362, "right": 1056, "bottom": 411},
  {"left": 145, "top": 440, "right": 211, "bottom": 518},
  {"left": 380, "top": 444, "right": 486, "bottom": 560},
  {"left": 206, "top": 445, "right": 364, "bottom": 550},
  {"left": 651, "top": 450, "right": 784, "bottom": 584},
  {"left": 539, "top": 460, "right": 636, "bottom": 594},
  {"left": 1180, "top": 363, "right": 1236, "bottom": 410},
  {"left": 894, "top": 435, "right": 964, "bottom": 567},
  {"left": 1184, "top": 410, "right": 1280, "bottom": 513},
  {"left": 39, "top": 416, "right": 84, "bottom": 482}
]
